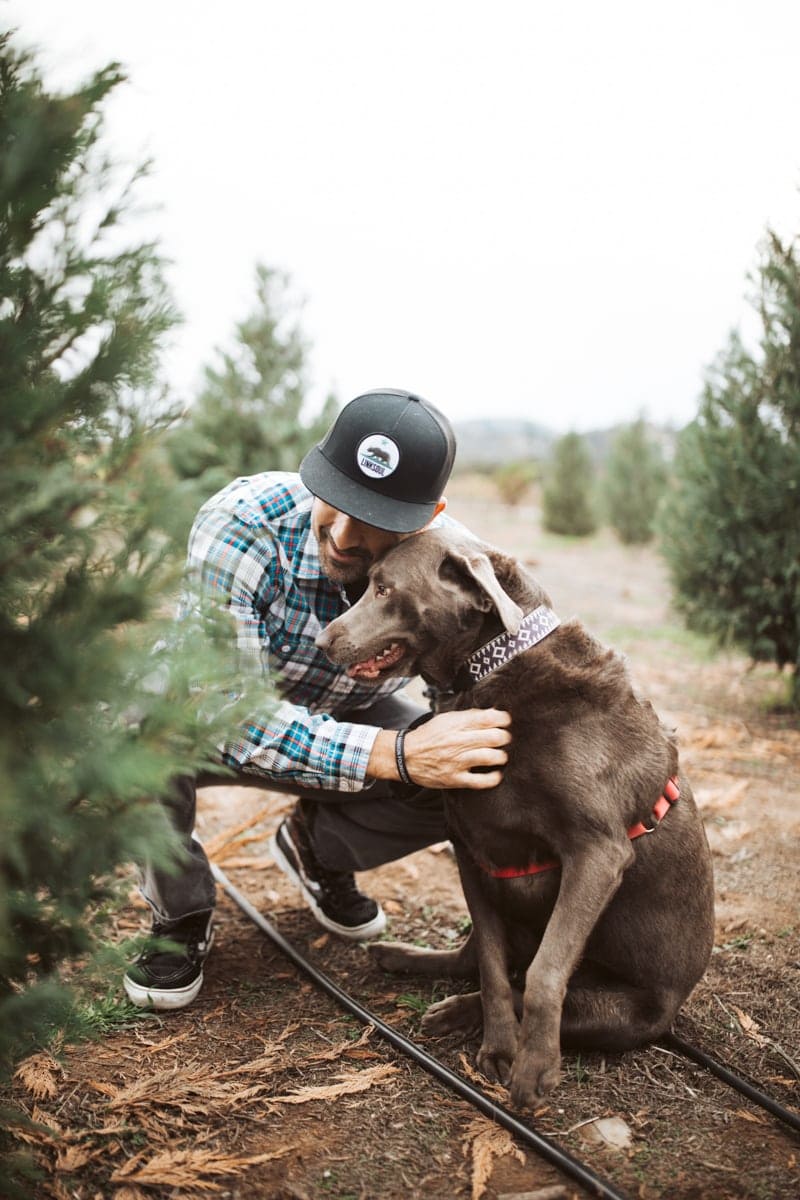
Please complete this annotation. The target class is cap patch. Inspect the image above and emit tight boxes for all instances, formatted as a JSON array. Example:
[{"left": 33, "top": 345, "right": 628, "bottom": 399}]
[{"left": 356, "top": 434, "right": 400, "bottom": 481}]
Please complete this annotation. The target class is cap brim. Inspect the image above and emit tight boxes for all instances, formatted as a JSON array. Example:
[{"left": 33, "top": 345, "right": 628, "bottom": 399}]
[{"left": 299, "top": 446, "right": 436, "bottom": 534}]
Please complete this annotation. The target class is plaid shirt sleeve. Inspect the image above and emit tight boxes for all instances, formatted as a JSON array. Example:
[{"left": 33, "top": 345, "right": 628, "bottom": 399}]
[
  {"left": 222, "top": 700, "right": 381, "bottom": 792},
  {"left": 184, "top": 497, "right": 381, "bottom": 792}
]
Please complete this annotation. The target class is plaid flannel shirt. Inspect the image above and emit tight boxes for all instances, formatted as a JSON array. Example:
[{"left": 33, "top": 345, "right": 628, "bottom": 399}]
[{"left": 180, "top": 472, "right": 453, "bottom": 792}]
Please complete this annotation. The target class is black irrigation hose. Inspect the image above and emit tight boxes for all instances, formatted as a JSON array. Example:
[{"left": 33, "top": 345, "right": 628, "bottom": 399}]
[
  {"left": 661, "top": 1032, "right": 800, "bottom": 1136},
  {"left": 211, "top": 863, "right": 629, "bottom": 1200}
]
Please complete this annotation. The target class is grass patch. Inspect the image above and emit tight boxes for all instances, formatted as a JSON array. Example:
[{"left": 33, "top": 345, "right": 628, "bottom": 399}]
[
  {"left": 604, "top": 622, "right": 720, "bottom": 660},
  {"left": 69, "top": 988, "right": 158, "bottom": 1038},
  {"left": 395, "top": 993, "right": 429, "bottom": 1015}
]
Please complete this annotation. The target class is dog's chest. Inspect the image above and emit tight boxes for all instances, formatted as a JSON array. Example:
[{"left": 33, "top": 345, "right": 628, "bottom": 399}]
[{"left": 443, "top": 785, "right": 556, "bottom": 872}]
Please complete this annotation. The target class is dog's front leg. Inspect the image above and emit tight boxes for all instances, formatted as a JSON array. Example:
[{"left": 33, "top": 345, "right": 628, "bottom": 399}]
[
  {"left": 511, "top": 837, "right": 633, "bottom": 1108},
  {"left": 456, "top": 855, "right": 519, "bottom": 1086}
]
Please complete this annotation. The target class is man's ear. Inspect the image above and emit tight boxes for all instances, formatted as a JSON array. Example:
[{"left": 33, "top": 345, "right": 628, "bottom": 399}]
[
  {"left": 420, "top": 498, "right": 447, "bottom": 531},
  {"left": 398, "top": 498, "right": 448, "bottom": 543},
  {"left": 439, "top": 550, "right": 523, "bottom": 635}
]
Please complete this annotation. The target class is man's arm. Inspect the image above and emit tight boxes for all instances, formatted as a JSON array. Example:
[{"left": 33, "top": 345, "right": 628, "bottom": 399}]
[{"left": 183, "top": 492, "right": 384, "bottom": 792}]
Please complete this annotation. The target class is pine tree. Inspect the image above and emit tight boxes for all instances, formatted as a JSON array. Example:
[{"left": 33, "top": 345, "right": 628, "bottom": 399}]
[
  {"left": 168, "top": 263, "right": 338, "bottom": 493},
  {"left": 658, "top": 230, "right": 800, "bottom": 706},
  {"left": 603, "top": 419, "right": 668, "bottom": 544},
  {"left": 541, "top": 432, "right": 597, "bottom": 536},
  {"left": 493, "top": 459, "right": 539, "bottom": 507},
  {"left": 0, "top": 34, "right": 246, "bottom": 1088}
]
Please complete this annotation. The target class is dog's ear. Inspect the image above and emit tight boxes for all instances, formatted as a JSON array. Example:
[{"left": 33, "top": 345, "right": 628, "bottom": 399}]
[{"left": 440, "top": 551, "right": 524, "bottom": 635}]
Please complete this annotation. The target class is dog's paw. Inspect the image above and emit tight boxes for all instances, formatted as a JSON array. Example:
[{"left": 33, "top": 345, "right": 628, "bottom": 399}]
[
  {"left": 368, "top": 940, "right": 422, "bottom": 972},
  {"left": 508, "top": 1048, "right": 561, "bottom": 1109},
  {"left": 421, "top": 992, "right": 482, "bottom": 1037},
  {"left": 477, "top": 1035, "right": 519, "bottom": 1087}
]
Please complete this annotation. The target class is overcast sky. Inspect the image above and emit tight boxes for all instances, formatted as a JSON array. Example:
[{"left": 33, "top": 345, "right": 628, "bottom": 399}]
[{"left": 8, "top": 1, "right": 800, "bottom": 431}]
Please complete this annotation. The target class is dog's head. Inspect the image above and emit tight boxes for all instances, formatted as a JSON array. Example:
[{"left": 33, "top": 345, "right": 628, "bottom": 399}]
[{"left": 315, "top": 527, "right": 529, "bottom": 687}]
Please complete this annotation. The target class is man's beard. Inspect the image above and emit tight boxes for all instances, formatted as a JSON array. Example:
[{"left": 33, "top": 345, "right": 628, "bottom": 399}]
[{"left": 317, "top": 528, "right": 372, "bottom": 586}]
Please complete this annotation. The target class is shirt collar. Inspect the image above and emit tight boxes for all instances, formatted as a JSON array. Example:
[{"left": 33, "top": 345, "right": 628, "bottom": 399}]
[
  {"left": 291, "top": 508, "right": 354, "bottom": 609},
  {"left": 295, "top": 517, "right": 323, "bottom": 581}
]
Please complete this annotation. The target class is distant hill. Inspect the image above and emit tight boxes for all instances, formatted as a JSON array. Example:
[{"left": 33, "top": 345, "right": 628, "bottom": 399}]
[
  {"left": 453, "top": 418, "right": 681, "bottom": 470},
  {"left": 452, "top": 419, "right": 555, "bottom": 468}
]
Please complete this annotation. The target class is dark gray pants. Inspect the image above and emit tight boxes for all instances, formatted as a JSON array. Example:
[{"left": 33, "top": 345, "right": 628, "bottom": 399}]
[{"left": 141, "top": 692, "right": 448, "bottom": 922}]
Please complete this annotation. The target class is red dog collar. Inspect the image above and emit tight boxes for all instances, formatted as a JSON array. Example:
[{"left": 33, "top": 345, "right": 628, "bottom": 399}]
[{"left": 481, "top": 776, "right": 681, "bottom": 880}]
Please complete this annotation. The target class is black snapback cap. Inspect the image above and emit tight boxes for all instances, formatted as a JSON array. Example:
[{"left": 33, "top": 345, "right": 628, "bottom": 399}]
[{"left": 299, "top": 388, "right": 457, "bottom": 533}]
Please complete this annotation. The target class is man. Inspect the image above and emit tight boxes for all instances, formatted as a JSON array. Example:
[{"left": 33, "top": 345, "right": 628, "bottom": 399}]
[{"left": 124, "top": 389, "right": 512, "bottom": 1010}]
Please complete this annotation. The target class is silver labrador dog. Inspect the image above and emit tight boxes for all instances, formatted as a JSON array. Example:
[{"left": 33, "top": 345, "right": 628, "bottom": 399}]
[{"left": 316, "top": 527, "right": 714, "bottom": 1109}]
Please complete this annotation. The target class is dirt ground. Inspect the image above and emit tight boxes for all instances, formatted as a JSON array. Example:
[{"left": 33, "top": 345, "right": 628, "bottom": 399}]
[{"left": 6, "top": 479, "right": 800, "bottom": 1200}]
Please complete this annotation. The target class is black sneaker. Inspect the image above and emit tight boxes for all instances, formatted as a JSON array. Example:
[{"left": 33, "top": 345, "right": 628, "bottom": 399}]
[
  {"left": 123, "top": 911, "right": 214, "bottom": 1010},
  {"left": 269, "top": 815, "right": 386, "bottom": 940}
]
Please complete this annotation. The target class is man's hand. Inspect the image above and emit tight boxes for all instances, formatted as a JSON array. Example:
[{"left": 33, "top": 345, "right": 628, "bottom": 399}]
[{"left": 367, "top": 708, "right": 512, "bottom": 791}]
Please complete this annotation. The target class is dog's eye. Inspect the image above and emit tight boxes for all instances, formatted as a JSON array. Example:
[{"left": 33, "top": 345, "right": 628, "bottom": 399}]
[{"left": 375, "top": 583, "right": 390, "bottom": 598}]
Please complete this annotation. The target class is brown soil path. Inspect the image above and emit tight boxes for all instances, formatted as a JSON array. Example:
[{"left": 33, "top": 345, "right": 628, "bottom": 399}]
[{"left": 7, "top": 483, "right": 799, "bottom": 1199}]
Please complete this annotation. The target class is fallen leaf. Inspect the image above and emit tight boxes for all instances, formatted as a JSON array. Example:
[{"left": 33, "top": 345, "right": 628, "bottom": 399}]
[
  {"left": 14, "top": 1052, "right": 62, "bottom": 1099},
  {"left": 31, "top": 1106, "right": 63, "bottom": 1138},
  {"left": 139, "top": 1031, "right": 191, "bottom": 1055},
  {"left": 496, "top": 1188, "right": 570, "bottom": 1200},
  {"left": 734, "top": 1108, "right": 768, "bottom": 1125},
  {"left": 718, "top": 820, "right": 752, "bottom": 841},
  {"left": 54, "top": 1145, "right": 93, "bottom": 1172},
  {"left": 112, "top": 1145, "right": 294, "bottom": 1189},
  {"left": 458, "top": 1053, "right": 509, "bottom": 1103},
  {"left": 113, "top": 1187, "right": 150, "bottom": 1200},
  {"left": 202, "top": 1003, "right": 227, "bottom": 1022},
  {"left": 213, "top": 855, "right": 276, "bottom": 870},
  {"left": 462, "top": 1117, "right": 525, "bottom": 1200},
  {"left": 697, "top": 780, "right": 749, "bottom": 811},
  {"left": 205, "top": 805, "right": 275, "bottom": 859},
  {"left": 732, "top": 1005, "right": 769, "bottom": 1047},
  {"left": 42, "top": 1179, "right": 73, "bottom": 1200},
  {"left": 303, "top": 1024, "right": 374, "bottom": 1063},
  {"left": 8, "top": 1113, "right": 61, "bottom": 1148},
  {"left": 269, "top": 1064, "right": 399, "bottom": 1106},
  {"left": 218, "top": 1023, "right": 298, "bottom": 1076},
  {"left": 688, "top": 725, "right": 744, "bottom": 750},
  {"left": 107, "top": 1064, "right": 268, "bottom": 1115},
  {"left": 87, "top": 1079, "right": 119, "bottom": 1097}
]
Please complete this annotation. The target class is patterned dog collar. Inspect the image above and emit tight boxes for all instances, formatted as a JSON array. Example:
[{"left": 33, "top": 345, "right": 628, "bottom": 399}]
[{"left": 456, "top": 605, "right": 561, "bottom": 687}]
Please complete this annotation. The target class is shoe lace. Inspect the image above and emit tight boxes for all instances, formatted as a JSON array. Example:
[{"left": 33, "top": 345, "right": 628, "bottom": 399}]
[
  {"left": 314, "top": 864, "right": 368, "bottom": 905},
  {"left": 290, "top": 817, "right": 371, "bottom": 909},
  {"left": 143, "top": 919, "right": 206, "bottom": 964}
]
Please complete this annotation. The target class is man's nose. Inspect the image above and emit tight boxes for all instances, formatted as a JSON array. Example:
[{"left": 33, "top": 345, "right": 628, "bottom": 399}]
[{"left": 330, "top": 512, "right": 363, "bottom": 549}]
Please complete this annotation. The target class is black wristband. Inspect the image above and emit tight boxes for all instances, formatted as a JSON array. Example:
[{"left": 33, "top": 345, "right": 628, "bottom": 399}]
[{"left": 394, "top": 728, "right": 414, "bottom": 786}]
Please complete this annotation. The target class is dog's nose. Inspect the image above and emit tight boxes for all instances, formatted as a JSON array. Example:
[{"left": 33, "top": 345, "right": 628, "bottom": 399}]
[{"left": 315, "top": 626, "right": 333, "bottom": 651}]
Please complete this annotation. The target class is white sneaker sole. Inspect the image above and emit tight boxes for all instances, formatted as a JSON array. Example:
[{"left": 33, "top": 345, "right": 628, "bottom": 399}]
[
  {"left": 269, "top": 832, "right": 386, "bottom": 941},
  {"left": 123, "top": 970, "right": 205, "bottom": 1010}
]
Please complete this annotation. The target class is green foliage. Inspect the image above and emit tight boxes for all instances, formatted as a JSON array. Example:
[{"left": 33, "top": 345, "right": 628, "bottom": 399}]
[
  {"left": 541, "top": 432, "right": 597, "bottom": 536},
  {"left": 0, "top": 34, "right": 248, "bottom": 1085},
  {"left": 603, "top": 419, "right": 668, "bottom": 544},
  {"left": 168, "top": 263, "right": 338, "bottom": 495},
  {"left": 492, "top": 459, "right": 538, "bottom": 506},
  {"left": 658, "top": 230, "right": 800, "bottom": 706}
]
